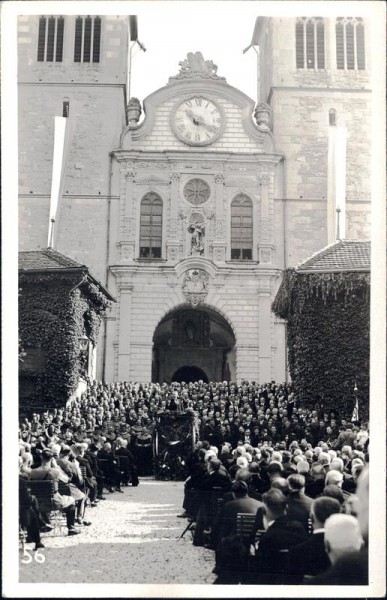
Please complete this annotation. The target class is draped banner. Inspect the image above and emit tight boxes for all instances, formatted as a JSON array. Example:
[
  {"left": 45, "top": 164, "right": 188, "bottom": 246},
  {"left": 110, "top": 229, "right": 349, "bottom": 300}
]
[
  {"left": 327, "top": 126, "right": 347, "bottom": 244},
  {"left": 47, "top": 115, "right": 74, "bottom": 248}
]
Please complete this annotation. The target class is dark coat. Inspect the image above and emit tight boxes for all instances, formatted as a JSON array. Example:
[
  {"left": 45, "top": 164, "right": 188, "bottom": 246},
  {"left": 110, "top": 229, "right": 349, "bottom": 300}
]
[
  {"left": 287, "top": 531, "right": 331, "bottom": 582},
  {"left": 252, "top": 516, "right": 308, "bottom": 584},
  {"left": 220, "top": 496, "right": 263, "bottom": 538},
  {"left": 306, "top": 548, "right": 368, "bottom": 585},
  {"left": 286, "top": 490, "right": 313, "bottom": 531}
]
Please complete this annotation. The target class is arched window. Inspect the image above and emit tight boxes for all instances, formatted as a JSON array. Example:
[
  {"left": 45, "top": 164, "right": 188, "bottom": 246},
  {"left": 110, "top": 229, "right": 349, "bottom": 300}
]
[
  {"left": 336, "top": 18, "right": 365, "bottom": 70},
  {"left": 139, "top": 193, "right": 162, "bottom": 258},
  {"left": 230, "top": 195, "right": 253, "bottom": 261},
  {"left": 296, "top": 17, "right": 325, "bottom": 69}
]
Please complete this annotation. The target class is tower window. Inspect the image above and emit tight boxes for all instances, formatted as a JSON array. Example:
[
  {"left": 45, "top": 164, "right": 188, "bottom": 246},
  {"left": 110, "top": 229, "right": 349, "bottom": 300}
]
[
  {"left": 74, "top": 16, "right": 101, "bottom": 63},
  {"left": 230, "top": 194, "right": 253, "bottom": 261},
  {"left": 37, "top": 16, "right": 65, "bottom": 62},
  {"left": 63, "top": 100, "right": 70, "bottom": 117},
  {"left": 336, "top": 18, "right": 365, "bottom": 70},
  {"left": 139, "top": 193, "right": 163, "bottom": 259},
  {"left": 329, "top": 109, "right": 337, "bottom": 126},
  {"left": 296, "top": 17, "right": 325, "bottom": 69}
]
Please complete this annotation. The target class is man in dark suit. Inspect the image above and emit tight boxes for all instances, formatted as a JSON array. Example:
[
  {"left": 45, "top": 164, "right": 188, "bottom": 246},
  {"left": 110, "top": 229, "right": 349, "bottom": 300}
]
[
  {"left": 98, "top": 442, "right": 122, "bottom": 493},
  {"left": 251, "top": 488, "right": 308, "bottom": 584},
  {"left": 115, "top": 437, "right": 139, "bottom": 486},
  {"left": 193, "top": 458, "right": 231, "bottom": 546},
  {"left": 308, "top": 468, "right": 369, "bottom": 585},
  {"left": 286, "top": 473, "right": 313, "bottom": 532},
  {"left": 287, "top": 496, "right": 341, "bottom": 582},
  {"left": 219, "top": 480, "right": 263, "bottom": 539}
]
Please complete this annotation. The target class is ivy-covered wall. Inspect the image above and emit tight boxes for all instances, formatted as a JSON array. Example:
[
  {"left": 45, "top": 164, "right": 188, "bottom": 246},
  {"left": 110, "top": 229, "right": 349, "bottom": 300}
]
[
  {"left": 19, "top": 272, "right": 110, "bottom": 414},
  {"left": 272, "top": 270, "right": 370, "bottom": 418}
]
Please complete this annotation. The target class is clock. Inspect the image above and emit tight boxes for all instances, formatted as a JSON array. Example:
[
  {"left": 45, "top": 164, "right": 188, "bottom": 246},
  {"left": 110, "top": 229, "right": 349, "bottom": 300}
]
[{"left": 172, "top": 96, "right": 224, "bottom": 146}]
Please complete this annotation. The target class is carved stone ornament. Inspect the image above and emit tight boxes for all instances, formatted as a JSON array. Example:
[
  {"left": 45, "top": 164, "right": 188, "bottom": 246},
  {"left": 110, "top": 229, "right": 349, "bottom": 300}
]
[
  {"left": 254, "top": 102, "right": 272, "bottom": 132},
  {"left": 169, "top": 51, "right": 226, "bottom": 82},
  {"left": 126, "top": 97, "right": 142, "bottom": 125},
  {"left": 182, "top": 269, "right": 209, "bottom": 306}
]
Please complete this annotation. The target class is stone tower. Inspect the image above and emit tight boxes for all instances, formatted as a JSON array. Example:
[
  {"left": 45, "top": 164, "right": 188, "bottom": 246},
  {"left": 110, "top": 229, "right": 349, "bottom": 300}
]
[{"left": 252, "top": 16, "right": 372, "bottom": 267}]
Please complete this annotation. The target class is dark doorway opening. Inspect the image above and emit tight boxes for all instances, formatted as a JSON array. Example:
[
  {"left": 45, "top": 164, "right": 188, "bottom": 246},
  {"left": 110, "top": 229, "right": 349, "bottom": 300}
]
[{"left": 171, "top": 366, "right": 208, "bottom": 383}]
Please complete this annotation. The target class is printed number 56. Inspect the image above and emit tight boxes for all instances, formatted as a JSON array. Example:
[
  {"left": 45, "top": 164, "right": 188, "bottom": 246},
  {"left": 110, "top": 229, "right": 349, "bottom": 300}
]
[{"left": 21, "top": 548, "right": 45, "bottom": 564}]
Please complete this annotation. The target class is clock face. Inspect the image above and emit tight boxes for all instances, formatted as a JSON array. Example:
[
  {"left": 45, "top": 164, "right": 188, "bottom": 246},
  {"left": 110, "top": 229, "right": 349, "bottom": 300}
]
[{"left": 172, "top": 96, "right": 224, "bottom": 146}]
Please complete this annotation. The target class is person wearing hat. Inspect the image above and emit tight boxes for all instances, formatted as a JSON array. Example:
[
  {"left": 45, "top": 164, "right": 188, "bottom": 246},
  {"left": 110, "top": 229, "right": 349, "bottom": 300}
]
[{"left": 28, "top": 449, "right": 80, "bottom": 536}]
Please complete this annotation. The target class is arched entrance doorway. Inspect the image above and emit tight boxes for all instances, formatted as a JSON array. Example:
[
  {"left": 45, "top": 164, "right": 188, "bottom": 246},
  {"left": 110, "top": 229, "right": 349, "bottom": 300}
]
[
  {"left": 171, "top": 366, "right": 209, "bottom": 383},
  {"left": 152, "top": 306, "right": 236, "bottom": 383}
]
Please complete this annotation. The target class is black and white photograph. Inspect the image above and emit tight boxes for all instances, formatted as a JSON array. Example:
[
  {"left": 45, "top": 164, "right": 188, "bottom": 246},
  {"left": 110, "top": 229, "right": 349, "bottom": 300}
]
[{"left": 1, "top": 0, "right": 386, "bottom": 597}]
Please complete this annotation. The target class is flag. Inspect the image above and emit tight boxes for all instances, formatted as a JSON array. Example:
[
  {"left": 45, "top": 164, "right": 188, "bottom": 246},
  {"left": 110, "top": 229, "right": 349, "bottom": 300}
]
[
  {"left": 129, "top": 15, "right": 138, "bottom": 41},
  {"left": 47, "top": 114, "right": 74, "bottom": 248},
  {"left": 351, "top": 396, "right": 359, "bottom": 422},
  {"left": 327, "top": 126, "right": 347, "bottom": 244}
]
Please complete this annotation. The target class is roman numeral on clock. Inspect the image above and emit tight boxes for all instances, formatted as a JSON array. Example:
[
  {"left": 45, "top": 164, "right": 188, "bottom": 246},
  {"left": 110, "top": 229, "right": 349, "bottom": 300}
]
[
  {"left": 195, "top": 98, "right": 202, "bottom": 106},
  {"left": 195, "top": 133, "right": 201, "bottom": 142}
]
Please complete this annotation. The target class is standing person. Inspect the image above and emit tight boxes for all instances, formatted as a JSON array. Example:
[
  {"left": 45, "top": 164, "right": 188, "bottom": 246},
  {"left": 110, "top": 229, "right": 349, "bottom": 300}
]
[{"left": 134, "top": 427, "right": 153, "bottom": 476}]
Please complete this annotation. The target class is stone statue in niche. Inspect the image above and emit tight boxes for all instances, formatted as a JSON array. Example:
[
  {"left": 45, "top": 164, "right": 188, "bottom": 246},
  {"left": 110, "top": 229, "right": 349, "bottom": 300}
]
[{"left": 188, "top": 222, "right": 205, "bottom": 255}]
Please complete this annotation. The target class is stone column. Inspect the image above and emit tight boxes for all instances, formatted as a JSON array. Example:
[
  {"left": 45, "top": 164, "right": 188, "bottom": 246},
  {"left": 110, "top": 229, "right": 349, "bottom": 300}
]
[
  {"left": 117, "top": 280, "right": 133, "bottom": 379},
  {"left": 213, "top": 174, "right": 226, "bottom": 262},
  {"left": 259, "top": 172, "right": 274, "bottom": 265},
  {"left": 257, "top": 277, "right": 273, "bottom": 382},
  {"left": 166, "top": 172, "right": 181, "bottom": 262},
  {"left": 118, "top": 171, "right": 135, "bottom": 261}
]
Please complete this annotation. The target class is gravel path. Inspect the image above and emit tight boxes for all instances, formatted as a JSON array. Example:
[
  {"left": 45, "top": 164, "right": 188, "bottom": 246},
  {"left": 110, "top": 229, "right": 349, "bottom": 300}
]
[{"left": 19, "top": 479, "right": 217, "bottom": 584}]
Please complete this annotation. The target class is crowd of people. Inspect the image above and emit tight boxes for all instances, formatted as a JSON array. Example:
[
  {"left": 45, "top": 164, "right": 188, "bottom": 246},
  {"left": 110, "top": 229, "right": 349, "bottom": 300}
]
[
  {"left": 180, "top": 434, "right": 369, "bottom": 584},
  {"left": 19, "top": 378, "right": 369, "bottom": 585}
]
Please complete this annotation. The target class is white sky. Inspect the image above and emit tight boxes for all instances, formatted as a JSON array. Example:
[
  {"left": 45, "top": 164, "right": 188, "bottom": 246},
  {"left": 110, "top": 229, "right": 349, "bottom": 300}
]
[{"left": 130, "top": 5, "right": 258, "bottom": 101}]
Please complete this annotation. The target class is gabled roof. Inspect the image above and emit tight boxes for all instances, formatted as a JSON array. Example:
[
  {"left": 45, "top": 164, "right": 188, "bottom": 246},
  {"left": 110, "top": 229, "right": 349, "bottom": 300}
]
[
  {"left": 19, "top": 249, "right": 115, "bottom": 302},
  {"left": 296, "top": 240, "right": 371, "bottom": 274},
  {"left": 19, "top": 248, "right": 84, "bottom": 271}
]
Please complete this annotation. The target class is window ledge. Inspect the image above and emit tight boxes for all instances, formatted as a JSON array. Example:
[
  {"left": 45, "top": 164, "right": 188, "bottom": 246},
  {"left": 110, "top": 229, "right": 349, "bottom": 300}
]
[{"left": 135, "top": 258, "right": 167, "bottom": 263}]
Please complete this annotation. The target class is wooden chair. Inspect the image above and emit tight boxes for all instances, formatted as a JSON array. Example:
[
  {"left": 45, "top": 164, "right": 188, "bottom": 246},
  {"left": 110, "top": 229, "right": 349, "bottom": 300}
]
[
  {"left": 27, "top": 480, "right": 66, "bottom": 534},
  {"left": 236, "top": 513, "right": 256, "bottom": 542},
  {"left": 79, "top": 465, "right": 88, "bottom": 495}
]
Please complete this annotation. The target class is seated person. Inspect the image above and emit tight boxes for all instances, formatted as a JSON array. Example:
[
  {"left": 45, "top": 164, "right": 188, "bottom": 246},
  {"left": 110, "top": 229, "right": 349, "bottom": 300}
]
[
  {"left": 251, "top": 488, "right": 308, "bottom": 584},
  {"left": 115, "top": 437, "right": 139, "bottom": 487},
  {"left": 287, "top": 496, "right": 342, "bottom": 582},
  {"left": 29, "top": 449, "right": 80, "bottom": 536},
  {"left": 307, "top": 513, "right": 365, "bottom": 585}
]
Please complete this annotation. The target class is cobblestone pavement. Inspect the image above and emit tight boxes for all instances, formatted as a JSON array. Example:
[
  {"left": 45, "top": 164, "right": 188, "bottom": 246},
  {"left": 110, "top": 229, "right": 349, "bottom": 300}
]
[{"left": 19, "top": 479, "right": 217, "bottom": 584}]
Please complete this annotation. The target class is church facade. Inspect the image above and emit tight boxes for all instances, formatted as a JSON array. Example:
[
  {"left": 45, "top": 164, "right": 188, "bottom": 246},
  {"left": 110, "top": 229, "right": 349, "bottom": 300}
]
[{"left": 17, "top": 14, "right": 372, "bottom": 385}]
